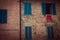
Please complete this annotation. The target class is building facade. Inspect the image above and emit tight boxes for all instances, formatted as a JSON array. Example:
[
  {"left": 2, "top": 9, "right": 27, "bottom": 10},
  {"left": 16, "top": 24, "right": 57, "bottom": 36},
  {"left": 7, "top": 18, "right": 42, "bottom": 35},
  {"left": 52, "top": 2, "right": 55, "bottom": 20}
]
[{"left": 0, "top": 0, "right": 60, "bottom": 40}]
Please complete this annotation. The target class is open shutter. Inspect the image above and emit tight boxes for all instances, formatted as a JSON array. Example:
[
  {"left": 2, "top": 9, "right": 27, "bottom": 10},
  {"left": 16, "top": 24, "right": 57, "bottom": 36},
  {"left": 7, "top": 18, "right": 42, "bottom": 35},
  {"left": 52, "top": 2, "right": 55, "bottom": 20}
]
[
  {"left": 52, "top": 3, "right": 56, "bottom": 15},
  {"left": 42, "top": 3, "right": 46, "bottom": 15}
]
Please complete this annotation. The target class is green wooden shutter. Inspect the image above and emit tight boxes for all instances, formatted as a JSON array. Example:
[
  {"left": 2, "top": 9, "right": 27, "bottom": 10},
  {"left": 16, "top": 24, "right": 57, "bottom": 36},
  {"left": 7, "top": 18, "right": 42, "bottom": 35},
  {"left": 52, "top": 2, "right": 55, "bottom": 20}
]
[
  {"left": 25, "top": 26, "right": 32, "bottom": 40},
  {"left": 24, "top": 2, "right": 32, "bottom": 16},
  {"left": 42, "top": 3, "right": 46, "bottom": 15},
  {"left": 47, "top": 26, "right": 54, "bottom": 39},
  {"left": 52, "top": 3, "right": 56, "bottom": 15},
  {"left": 0, "top": 9, "right": 7, "bottom": 24}
]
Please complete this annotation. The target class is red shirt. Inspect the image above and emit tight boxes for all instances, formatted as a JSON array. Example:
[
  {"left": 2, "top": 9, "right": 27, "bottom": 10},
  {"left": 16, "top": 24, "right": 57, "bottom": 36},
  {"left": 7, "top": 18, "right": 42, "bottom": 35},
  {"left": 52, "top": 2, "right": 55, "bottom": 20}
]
[{"left": 46, "top": 15, "right": 52, "bottom": 22}]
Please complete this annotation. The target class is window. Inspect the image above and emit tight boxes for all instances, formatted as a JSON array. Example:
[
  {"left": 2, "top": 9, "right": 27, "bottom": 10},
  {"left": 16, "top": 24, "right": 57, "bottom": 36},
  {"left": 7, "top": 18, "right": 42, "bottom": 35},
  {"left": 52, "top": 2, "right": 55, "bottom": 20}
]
[
  {"left": 0, "top": 9, "right": 7, "bottom": 24},
  {"left": 46, "top": 3, "right": 52, "bottom": 14},
  {"left": 24, "top": 2, "right": 32, "bottom": 16},
  {"left": 42, "top": 3, "right": 56, "bottom": 15},
  {"left": 47, "top": 26, "right": 54, "bottom": 39},
  {"left": 25, "top": 26, "right": 32, "bottom": 40}
]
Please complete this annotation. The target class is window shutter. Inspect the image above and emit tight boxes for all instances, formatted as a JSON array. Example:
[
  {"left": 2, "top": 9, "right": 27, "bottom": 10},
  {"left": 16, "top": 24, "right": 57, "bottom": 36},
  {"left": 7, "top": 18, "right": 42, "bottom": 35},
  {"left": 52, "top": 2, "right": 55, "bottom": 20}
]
[
  {"left": 24, "top": 2, "right": 32, "bottom": 16},
  {"left": 47, "top": 26, "right": 54, "bottom": 39},
  {"left": 25, "top": 26, "right": 32, "bottom": 40},
  {"left": 42, "top": 3, "right": 46, "bottom": 15},
  {"left": 52, "top": 3, "right": 56, "bottom": 15},
  {"left": 0, "top": 9, "right": 7, "bottom": 24}
]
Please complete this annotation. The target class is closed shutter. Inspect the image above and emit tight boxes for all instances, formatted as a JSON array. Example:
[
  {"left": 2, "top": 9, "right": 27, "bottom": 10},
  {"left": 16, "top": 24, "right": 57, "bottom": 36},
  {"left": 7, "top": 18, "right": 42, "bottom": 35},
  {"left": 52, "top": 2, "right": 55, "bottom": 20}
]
[
  {"left": 25, "top": 26, "right": 32, "bottom": 40},
  {"left": 0, "top": 9, "right": 7, "bottom": 24},
  {"left": 24, "top": 2, "right": 32, "bottom": 16}
]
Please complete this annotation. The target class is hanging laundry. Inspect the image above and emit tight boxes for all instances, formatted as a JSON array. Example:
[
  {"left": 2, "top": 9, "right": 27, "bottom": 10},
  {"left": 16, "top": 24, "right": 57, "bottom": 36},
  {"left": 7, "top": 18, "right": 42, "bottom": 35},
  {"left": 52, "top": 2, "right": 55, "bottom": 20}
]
[{"left": 46, "top": 15, "right": 53, "bottom": 22}]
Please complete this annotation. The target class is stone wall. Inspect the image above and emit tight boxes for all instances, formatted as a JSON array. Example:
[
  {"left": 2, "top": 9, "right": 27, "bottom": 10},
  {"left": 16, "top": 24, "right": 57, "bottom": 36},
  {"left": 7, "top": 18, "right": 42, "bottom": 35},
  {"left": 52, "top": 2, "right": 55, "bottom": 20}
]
[{"left": 21, "top": 1, "right": 60, "bottom": 40}]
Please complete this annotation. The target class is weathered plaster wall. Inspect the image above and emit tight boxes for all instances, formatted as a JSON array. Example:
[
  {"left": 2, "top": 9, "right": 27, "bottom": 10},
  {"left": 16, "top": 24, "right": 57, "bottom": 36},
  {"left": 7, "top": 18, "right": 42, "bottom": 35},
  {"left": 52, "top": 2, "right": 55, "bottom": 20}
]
[
  {"left": 55, "top": 2, "right": 60, "bottom": 40},
  {"left": 0, "top": 0, "right": 60, "bottom": 40},
  {"left": 21, "top": 1, "right": 47, "bottom": 40},
  {"left": 21, "top": 1, "right": 60, "bottom": 40}
]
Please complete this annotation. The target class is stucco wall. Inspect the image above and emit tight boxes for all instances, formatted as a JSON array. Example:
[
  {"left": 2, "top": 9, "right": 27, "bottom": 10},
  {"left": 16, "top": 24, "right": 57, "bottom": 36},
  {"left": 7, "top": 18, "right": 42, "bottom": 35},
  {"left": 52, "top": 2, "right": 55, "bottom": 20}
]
[{"left": 0, "top": 0, "right": 20, "bottom": 40}]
